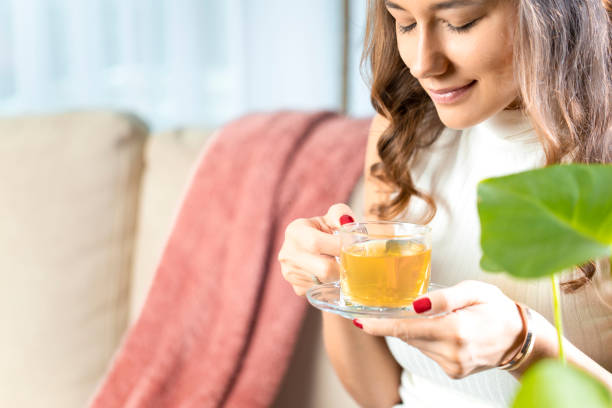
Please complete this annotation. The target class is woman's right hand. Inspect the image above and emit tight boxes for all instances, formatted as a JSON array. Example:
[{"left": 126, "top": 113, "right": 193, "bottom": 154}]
[{"left": 278, "top": 203, "right": 356, "bottom": 296}]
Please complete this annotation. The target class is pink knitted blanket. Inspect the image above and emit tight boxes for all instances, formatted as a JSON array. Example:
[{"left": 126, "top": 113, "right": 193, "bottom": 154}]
[{"left": 90, "top": 111, "right": 370, "bottom": 407}]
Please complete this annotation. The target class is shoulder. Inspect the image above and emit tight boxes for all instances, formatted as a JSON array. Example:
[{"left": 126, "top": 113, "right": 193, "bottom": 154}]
[
  {"left": 368, "top": 114, "right": 390, "bottom": 144},
  {"left": 369, "top": 113, "right": 390, "bottom": 138},
  {"left": 365, "top": 114, "right": 390, "bottom": 168},
  {"left": 364, "top": 114, "right": 393, "bottom": 219}
]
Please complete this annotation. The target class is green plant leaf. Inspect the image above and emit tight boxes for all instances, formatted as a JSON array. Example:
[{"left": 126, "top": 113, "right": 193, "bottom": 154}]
[
  {"left": 479, "top": 254, "right": 506, "bottom": 272},
  {"left": 512, "top": 360, "right": 612, "bottom": 408},
  {"left": 478, "top": 164, "right": 612, "bottom": 278}
]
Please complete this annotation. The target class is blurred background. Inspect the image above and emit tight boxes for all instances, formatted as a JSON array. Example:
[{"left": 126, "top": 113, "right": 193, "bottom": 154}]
[
  {"left": 0, "top": 0, "right": 374, "bottom": 130},
  {"left": 0, "top": 1, "right": 372, "bottom": 407}
]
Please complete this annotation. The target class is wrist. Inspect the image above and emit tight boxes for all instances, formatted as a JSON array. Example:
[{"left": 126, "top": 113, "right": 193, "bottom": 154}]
[
  {"left": 507, "top": 309, "right": 557, "bottom": 378},
  {"left": 499, "top": 303, "right": 536, "bottom": 371},
  {"left": 507, "top": 311, "right": 612, "bottom": 391},
  {"left": 498, "top": 302, "right": 525, "bottom": 365}
]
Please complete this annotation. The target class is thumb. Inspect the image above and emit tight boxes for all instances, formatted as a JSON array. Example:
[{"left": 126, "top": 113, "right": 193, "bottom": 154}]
[
  {"left": 412, "top": 280, "right": 488, "bottom": 315},
  {"left": 323, "top": 203, "right": 356, "bottom": 230}
]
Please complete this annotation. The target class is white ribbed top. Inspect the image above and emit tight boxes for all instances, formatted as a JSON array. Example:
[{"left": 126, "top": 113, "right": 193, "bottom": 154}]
[{"left": 386, "top": 109, "right": 612, "bottom": 407}]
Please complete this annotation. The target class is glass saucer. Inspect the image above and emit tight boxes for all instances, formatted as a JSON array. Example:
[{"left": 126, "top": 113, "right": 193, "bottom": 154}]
[{"left": 306, "top": 282, "right": 446, "bottom": 319}]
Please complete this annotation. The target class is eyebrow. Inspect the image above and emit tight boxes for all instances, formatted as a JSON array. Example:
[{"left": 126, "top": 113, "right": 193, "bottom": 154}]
[{"left": 385, "top": 0, "right": 481, "bottom": 11}]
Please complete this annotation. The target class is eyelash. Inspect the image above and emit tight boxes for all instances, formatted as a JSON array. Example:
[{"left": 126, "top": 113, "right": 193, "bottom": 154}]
[{"left": 398, "top": 18, "right": 481, "bottom": 34}]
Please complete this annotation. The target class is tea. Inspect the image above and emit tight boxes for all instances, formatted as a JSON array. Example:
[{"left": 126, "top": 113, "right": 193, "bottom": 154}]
[{"left": 340, "top": 239, "right": 431, "bottom": 308}]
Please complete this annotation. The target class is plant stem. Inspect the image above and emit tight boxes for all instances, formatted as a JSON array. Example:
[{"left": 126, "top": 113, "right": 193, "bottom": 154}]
[{"left": 551, "top": 274, "right": 565, "bottom": 364}]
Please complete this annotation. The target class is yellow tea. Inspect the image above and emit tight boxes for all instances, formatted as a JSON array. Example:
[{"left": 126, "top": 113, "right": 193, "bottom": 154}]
[{"left": 340, "top": 239, "right": 431, "bottom": 308}]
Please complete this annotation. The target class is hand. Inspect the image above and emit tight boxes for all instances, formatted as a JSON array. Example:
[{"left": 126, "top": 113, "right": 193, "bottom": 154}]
[
  {"left": 278, "top": 203, "right": 355, "bottom": 296},
  {"left": 356, "top": 280, "right": 524, "bottom": 379}
]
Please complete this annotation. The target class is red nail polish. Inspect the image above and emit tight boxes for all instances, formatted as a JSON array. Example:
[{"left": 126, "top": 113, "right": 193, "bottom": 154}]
[
  {"left": 352, "top": 319, "right": 363, "bottom": 329},
  {"left": 413, "top": 297, "right": 432, "bottom": 313},
  {"left": 340, "top": 215, "right": 355, "bottom": 225}
]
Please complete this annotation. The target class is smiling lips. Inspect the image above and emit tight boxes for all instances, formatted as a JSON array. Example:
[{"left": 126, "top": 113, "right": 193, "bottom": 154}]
[{"left": 428, "top": 80, "right": 477, "bottom": 104}]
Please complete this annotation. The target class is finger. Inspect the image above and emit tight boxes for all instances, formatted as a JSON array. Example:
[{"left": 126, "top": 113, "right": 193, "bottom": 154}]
[
  {"left": 323, "top": 203, "right": 356, "bottom": 230},
  {"left": 412, "top": 280, "right": 492, "bottom": 316},
  {"left": 282, "top": 268, "right": 322, "bottom": 296},
  {"left": 287, "top": 218, "right": 342, "bottom": 256},
  {"left": 300, "top": 253, "right": 339, "bottom": 283},
  {"left": 285, "top": 252, "right": 340, "bottom": 283},
  {"left": 297, "top": 229, "right": 342, "bottom": 257},
  {"left": 357, "top": 317, "right": 446, "bottom": 341},
  {"left": 285, "top": 268, "right": 322, "bottom": 286}
]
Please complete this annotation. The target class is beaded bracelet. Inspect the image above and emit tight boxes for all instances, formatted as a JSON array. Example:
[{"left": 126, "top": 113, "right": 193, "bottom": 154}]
[{"left": 498, "top": 302, "right": 536, "bottom": 371}]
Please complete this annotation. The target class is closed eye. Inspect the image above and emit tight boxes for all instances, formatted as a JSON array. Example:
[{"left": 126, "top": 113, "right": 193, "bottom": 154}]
[
  {"left": 398, "top": 22, "right": 416, "bottom": 33},
  {"left": 398, "top": 17, "right": 482, "bottom": 35},
  {"left": 445, "top": 17, "right": 482, "bottom": 33}
]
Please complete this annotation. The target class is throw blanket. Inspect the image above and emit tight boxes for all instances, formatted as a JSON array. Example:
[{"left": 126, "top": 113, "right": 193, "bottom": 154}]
[{"left": 90, "top": 111, "right": 370, "bottom": 407}]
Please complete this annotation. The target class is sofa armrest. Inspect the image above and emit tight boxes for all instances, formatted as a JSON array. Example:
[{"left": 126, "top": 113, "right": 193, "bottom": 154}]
[{"left": 0, "top": 111, "right": 148, "bottom": 408}]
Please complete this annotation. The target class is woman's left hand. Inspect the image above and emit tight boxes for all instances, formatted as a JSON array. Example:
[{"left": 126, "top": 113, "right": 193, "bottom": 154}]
[{"left": 356, "top": 280, "right": 524, "bottom": 379}]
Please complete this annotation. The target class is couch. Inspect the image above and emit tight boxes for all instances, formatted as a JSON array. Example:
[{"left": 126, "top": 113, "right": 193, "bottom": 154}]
[{"left": 0, "top": 111, "right": 363, "bottom": 408}]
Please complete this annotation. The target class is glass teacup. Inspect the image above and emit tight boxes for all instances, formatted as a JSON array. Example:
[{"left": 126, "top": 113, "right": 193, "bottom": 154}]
[{"left": 337, "top": 221, "right": 432, "bottom": 308}]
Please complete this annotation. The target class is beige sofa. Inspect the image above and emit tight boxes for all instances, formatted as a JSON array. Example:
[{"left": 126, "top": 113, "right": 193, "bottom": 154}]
[{"left": 0, "top": 111, "right": 361, "bottom": 408}]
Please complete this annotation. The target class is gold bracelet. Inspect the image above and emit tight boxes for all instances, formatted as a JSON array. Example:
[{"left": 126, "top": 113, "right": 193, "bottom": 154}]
[{"left": 498, "top": 303, "right": 536, "bottom": 371}]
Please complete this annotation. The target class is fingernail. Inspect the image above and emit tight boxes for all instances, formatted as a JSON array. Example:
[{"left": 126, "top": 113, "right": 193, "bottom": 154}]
[
  {"left": 352, "top": 319, "right": 363, "bottom": 329},
  {"left": 340, "top": 215, "right": 354, "bottom": 225},
  {"left": 413, "top": 297, "right": 432, "bottom": 314}
]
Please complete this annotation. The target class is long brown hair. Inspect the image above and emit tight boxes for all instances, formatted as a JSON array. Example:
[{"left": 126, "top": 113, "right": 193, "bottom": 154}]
[{"left": 363, "top": 0, "right": 612, "bottom": 290}]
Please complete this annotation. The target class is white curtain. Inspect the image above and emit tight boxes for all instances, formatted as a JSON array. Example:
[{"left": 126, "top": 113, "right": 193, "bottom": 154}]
[{"left": 0, "top": 0, "right": 373, "bottom": 131}]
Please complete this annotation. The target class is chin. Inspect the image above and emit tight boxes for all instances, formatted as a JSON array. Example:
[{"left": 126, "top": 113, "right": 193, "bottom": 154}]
[
  {"left": 435, "top": 107, "right": 484, "bottom": 130},
  {"left": 434, "top": 100, "right": 514, "bottom": 130}
]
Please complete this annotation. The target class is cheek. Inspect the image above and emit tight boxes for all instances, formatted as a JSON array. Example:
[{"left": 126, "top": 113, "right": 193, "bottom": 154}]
[
  {"left": 479, "top": 17, "right": 515, "bottom": 79},
  {"left": 447, "top": 30, "right": 516, "bottom": 98},
  {"left": 397, "top": 38, "right": 415, "bottom": 70},
  {"left": 477, "top": 48, "right": 514, "bottom": 89}
]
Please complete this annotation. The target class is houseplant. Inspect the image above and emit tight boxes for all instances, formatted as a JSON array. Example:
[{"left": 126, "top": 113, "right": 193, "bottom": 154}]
[{"left": 477, "top": 164, "right": 612, "bottom": 408}]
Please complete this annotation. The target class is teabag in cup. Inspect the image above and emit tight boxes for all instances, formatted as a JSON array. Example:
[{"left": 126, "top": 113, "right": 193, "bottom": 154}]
[{"left": 384, "top": 239, "right": 425, "bottom": 255}]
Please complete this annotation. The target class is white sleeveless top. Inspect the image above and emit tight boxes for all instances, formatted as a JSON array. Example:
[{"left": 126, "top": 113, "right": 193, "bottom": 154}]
[{"left": 385, "top": 109, "right": 612, "bottom": 407}]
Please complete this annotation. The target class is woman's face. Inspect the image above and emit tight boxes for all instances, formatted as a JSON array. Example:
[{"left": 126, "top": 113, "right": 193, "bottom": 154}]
[{"left": 385, "top": 0, "right": 519, "bottom": 129}]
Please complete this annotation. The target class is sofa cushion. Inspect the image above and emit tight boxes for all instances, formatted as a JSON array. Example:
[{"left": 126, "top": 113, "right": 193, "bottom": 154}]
[
  {"left": 0, "top": 111, "right": 147, "bottom": 408},
  {"left": 129, "top": 128, "right": 215, "bottom": 322}
]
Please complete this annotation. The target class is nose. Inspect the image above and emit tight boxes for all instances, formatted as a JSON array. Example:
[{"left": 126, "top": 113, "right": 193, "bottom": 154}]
[{"left": 408, "top": 27, "right": 448, "bottom": 79}]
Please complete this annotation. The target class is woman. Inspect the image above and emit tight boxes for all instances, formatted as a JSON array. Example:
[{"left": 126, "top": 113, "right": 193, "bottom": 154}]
[{"left": 279, "top": 0, "right": 612, "bottom": 407}]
